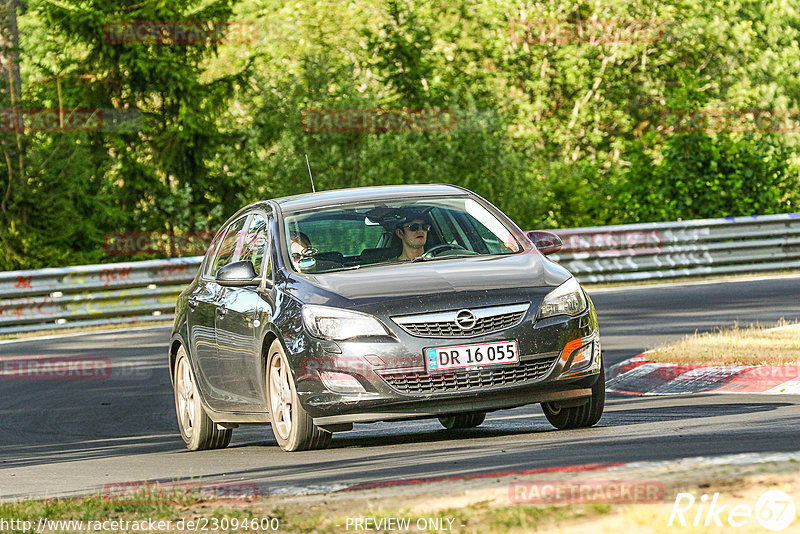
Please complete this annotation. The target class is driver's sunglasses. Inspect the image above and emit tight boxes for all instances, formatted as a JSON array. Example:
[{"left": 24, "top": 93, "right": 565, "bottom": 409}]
[{"left": 402, "top": 223, "right": 431, "bottom": 232}]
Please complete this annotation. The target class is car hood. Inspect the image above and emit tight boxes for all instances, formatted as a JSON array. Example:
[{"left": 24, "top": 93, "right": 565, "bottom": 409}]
[{"left": 282, "top": 252, "right": 573, "bottom": 315}]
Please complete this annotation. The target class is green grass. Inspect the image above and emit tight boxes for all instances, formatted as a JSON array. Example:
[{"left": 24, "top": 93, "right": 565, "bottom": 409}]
[{"left": 0, "top": 489, "right": 280, "bottom": 533}]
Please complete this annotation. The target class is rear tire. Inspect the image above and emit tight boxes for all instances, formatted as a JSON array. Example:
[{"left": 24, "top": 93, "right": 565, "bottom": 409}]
[
  {"left": 542, "top": 362, "right": 605, "bottom": 430},
  {"left": 173, "top": 346, "right": 232, "bottom": 451},
  {"left": 266, "top": 340, "right": 332, "bottom": 452},
  {"left": 438, "top": 411, "right": 486, "bottom": 429}
]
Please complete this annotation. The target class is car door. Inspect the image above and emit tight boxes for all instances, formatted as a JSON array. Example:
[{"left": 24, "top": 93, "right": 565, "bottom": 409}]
[
  {"left": 190, "top": 215, "right": 249, "bottom": 412},
  {"left": 214, "top": 211, "right": 276, "bottom": 411},
  {"left": 186, "top": 229, "right": 225, "bottom": 405}
]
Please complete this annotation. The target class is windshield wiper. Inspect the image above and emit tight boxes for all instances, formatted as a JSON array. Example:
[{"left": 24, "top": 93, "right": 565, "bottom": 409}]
[
  {"left": 411, "top": 253, "right": 480, "bottom": 262},
  {"left": 323, "top": 255, "right": 482, "bottom": 271},
  {"left": 326, "top": 264, "right": 362, "bottom": 272}
]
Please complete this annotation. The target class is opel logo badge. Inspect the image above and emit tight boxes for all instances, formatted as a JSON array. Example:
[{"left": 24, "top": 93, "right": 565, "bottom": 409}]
[{"left": 455, "top": 309, "right": 477, "bottom": 330}]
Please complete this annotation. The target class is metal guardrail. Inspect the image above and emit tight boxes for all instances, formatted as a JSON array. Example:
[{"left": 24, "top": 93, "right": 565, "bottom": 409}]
[
  {"left": 550, "top": 212, "right": 800, "bottom": 283},
  {"left": 0, "top": 212, "right": 799, "bottom": 335},
  {"left": 0, "top": 258, "right": 201, "bottom": 335}
]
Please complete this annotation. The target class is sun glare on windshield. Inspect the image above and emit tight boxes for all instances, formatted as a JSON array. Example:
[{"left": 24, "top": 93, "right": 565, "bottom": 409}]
[{"left": 283, "top": 197, "right": 524, "bottom": 273}]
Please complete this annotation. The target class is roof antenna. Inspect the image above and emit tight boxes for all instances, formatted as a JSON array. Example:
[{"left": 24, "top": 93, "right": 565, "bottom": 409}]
[{"left": 305, "top": 154, "right": 316, "bottom": 193}]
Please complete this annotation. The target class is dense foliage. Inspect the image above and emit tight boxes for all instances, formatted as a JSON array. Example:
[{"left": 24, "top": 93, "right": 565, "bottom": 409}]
[{"left": 1, "top": 0, "right": 799, "bottom": 269}]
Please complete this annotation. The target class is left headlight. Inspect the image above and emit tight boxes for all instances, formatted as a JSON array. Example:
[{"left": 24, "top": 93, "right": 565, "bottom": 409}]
[
  {"left": 537, "top": 277, "right": 588, "bottom": 319},
  {"left": 301, "top": 305, "right": 391, "bottom": 341}
]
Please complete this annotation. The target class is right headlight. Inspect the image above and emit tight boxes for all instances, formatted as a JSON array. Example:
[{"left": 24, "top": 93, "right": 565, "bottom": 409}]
[
  {"left": 301, "top": 305, "right": 391, "bottom": 341},
  {"left": 537, "top": 277, "right": 588, "bottom": 319}
]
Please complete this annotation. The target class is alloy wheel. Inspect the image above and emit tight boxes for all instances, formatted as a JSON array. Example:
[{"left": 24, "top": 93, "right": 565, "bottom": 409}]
[
  {"left": 269, "top": 352, "right": 293, "bottom": 440},
  {"left": 176, "top": 356, "right": 196, "bottom": 439}
]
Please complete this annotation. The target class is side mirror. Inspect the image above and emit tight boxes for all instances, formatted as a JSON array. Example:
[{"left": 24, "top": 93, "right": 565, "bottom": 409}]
[
  {"left": 526, "top": 230, "right": 563, "bottom": 255},
  {"left": 215, "top": 260, "right": 260, "bottom": 287}
]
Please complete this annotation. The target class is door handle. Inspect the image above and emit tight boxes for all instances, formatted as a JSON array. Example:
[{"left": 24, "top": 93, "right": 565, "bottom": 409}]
[
  {"left": 188, "top": 297, "right": 198, "bottom": 310},
  {"left": 216, "top": 304, "right": 227, "bottom": 318}
]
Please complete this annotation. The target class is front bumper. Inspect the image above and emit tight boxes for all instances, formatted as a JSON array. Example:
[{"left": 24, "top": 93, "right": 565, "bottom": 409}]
[
  {"left": 284, "top": 303, "right": 602, "bottom": 424},
  {"left": 311, "top": 381, "right": 595, "bottom": 425}
]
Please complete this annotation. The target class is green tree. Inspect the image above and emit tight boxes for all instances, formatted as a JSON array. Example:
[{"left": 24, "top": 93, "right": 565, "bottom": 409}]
[
  {"left": 0, "top": 0, "right": 249, "bottom": 269},
  {"left": 619, "top": 133, "right": 798, "bottom": 222}
]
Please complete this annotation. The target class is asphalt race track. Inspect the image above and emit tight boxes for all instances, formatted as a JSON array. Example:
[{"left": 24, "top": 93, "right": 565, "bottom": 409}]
[{"left": 1, "top": 275, "right": 799, "bottom": 501}]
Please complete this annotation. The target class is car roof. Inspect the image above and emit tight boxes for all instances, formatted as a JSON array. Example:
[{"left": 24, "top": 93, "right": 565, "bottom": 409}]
[{"left": 270, "top": 184, "right": 469, "bottom": 213}]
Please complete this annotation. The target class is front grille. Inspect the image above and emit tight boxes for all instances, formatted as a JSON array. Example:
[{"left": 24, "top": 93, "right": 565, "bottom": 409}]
[
  {"left": 377, "top": 356, "right": 558, "bottom": 394},
  {"left": 392, "top": 303, "right": 529, "bottom": 338},
  {"left": 400, "top": 311, "right": 525, "bottom": 337}
]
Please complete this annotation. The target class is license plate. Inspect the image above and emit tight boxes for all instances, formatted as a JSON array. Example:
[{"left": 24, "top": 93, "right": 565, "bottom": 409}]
[{"left": 425, "top": 340, "right": 519, "bottom": 372}]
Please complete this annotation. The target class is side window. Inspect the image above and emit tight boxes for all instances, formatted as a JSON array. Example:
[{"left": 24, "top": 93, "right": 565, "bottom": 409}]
[
  {"left": 201, "top": 231, "right": 224, "bottom": 278},
  {"left": 208, "top": 216, "right": 248, "bottom": 278},
  {"left": 239, "top": 213, "right": 271, "bottom": 276}
]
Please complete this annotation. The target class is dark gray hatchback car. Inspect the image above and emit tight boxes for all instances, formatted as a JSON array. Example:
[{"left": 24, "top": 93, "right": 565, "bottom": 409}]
[{"left": 169, "top": 184, "right": 604, "bottom": 452}]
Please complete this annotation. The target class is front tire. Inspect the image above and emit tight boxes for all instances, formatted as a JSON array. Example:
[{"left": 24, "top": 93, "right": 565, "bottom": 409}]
[
  {"left": 438, "top": 411, "right": 486, "bottom": 429},
  {"left": 173, "top": 346, "right": 232, "bottom": 451},
  {"left": 542, "top": 362, "right": 605, "bottom": 430},
  {"left": 266, "top": 340, "right": 331, "bottom": 452}
]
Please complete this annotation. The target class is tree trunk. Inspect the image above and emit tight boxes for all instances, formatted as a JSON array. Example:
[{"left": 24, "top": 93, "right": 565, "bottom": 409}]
[
  {"left": 1, "top": 0, "right": 22, "bottom": 265},
  {"left": 0, "top": 0, "right": 21, "bottom": 102}
]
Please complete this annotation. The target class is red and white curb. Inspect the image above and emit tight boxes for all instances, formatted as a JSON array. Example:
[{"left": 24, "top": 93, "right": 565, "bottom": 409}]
[
  {"left": 260, "top": 463, "right": 623, "bottom": 496},
  {"left": 248, "top": 451, "right": 800, "bottom": 497},
  {"left": 607, "top": 355, "right": 800, "bottom": 395}
]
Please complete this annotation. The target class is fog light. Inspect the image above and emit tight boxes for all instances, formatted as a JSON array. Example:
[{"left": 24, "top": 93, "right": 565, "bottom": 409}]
[
  {"left": 567, "top": 343, "right": 593, "bottom": 370},
  {"left": 319, "top": 371, "right": 366, "bottom": 394},
  {"left": 560, "top": 339, "right": 595, "bottom": 376}
]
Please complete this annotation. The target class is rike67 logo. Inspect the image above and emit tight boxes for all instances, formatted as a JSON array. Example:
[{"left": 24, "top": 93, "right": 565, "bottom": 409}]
[{"left": 669, "top": 490, "right": 796, "bottom": 531}]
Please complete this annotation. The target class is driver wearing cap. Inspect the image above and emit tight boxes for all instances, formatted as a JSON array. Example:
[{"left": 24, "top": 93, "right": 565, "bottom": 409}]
[{"left": 394, "top": 217, "right": 431, "bottom": 261}]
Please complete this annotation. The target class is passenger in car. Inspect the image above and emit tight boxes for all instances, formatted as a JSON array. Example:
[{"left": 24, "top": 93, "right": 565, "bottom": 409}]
[{"left": 289, "top": 232, "right": 313, "bottom": 269}]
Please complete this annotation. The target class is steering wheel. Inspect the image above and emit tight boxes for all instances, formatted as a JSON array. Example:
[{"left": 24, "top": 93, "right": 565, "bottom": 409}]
[{"left": 421, "top": 243, "right": 471, "bottom": 259}]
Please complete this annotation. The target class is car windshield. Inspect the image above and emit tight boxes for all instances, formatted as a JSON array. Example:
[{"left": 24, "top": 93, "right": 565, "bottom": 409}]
[{"left": 282, "top": 196, "right": 526, "bottom": 273}]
